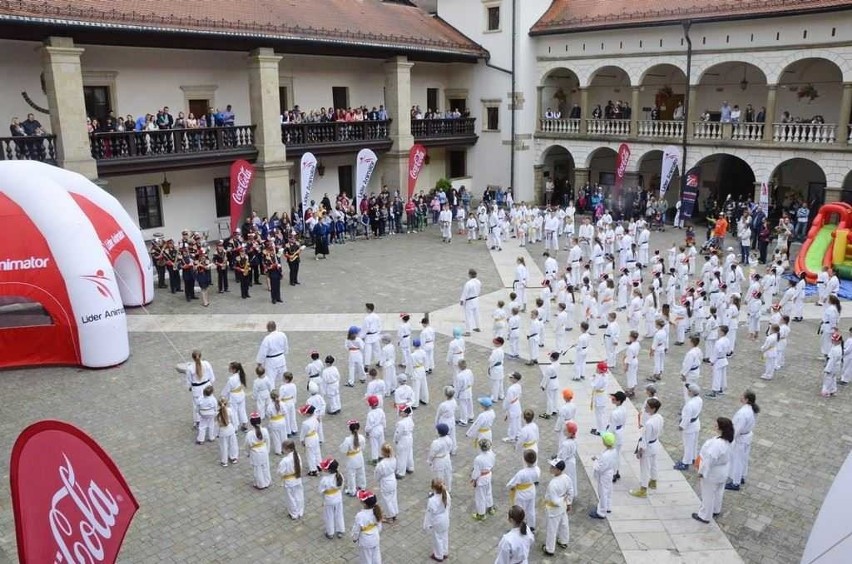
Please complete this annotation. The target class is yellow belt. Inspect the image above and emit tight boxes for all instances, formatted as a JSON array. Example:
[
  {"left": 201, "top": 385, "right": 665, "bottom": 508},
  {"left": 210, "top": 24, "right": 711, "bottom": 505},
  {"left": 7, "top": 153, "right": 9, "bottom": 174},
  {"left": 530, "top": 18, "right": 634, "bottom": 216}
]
[
  {"left": 231, "top": 386, "right": 244, "bottom": 393},
  {"left": 545, "top": 500, "right": 561, "bottom": 509},
  {"left": 347, "top": 449, "right": 361, "bottom": 457},
  {"left": 515, "top": 482, "right": 534, "bottom": 491},
  {"left": 306, "top": 431, "right": 318, "bottom": 438},
  {"left": 478, "top": 428, "right": 490, "bottom": 433},
  {"left": 324, "top": 488, "right": 340, "bottom": 496},
  {"left": 360, "top": 523, "right": 377, "bottom": 533},
  {"left": 270, "top": 415, "right": 285, "bottom": 421},
  {"left": 281, "top": 473, "right": 296, "bottom": 480},
  {"left": 282, "top": 396, "right": 294, "bottom": 402},
  {"left": 522, "top": 440, "right": 537, "bottom": 448},
  {"left": 251, "top": 442, "right": 265, "bottom": 450}
]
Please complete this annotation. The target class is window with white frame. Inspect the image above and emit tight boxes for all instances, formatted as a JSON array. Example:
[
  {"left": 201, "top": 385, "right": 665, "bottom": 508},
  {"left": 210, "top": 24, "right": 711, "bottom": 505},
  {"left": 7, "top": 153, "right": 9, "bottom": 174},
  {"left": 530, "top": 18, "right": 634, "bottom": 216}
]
[
  {"left": 485, "top": 3, "right": 501, "bottom": 32},
  {"left": 482, "top": 100, "right": 501, "bottom": 131}
]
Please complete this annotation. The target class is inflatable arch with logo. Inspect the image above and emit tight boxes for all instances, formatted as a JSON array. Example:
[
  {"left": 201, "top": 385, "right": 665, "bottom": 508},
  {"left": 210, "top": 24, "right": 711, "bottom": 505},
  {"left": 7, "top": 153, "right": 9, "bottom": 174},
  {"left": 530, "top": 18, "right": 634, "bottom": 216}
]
[{"left": 0, "top": 161, "right": 154, "bottom": 368}]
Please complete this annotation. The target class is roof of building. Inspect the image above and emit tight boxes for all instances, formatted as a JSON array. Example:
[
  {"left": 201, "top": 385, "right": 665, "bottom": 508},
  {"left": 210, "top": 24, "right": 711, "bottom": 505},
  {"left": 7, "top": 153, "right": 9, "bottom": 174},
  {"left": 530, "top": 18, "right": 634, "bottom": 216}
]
[
  {"left": 0, "top": 0, "right": 486, "bottom": 61},
  {"left": 530, "top": 0, "right": 852, "bottom": 35}
]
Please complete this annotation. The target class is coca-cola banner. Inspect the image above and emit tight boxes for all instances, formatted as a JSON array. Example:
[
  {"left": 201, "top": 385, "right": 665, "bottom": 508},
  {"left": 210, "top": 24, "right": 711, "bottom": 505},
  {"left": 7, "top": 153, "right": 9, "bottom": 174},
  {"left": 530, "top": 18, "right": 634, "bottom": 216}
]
[
  {"left": 407, "top": 144, "right": 427, "bottom": 200},
  {"left": 10, "top": 420, "right": 139, "bottom": 564},
  {"left": 681, "top": 166, "right": 701, "bottom": 219},
  {"left": 355, "top": 149, "right": 378, "bottom": 213},
  {"left": 659, "top": 145, "right": 681, "bottom": 200},
  {"left": 229, "top": 159, "right": 255, "bottom": 235},
  {"left": 300, "top": 152, "right": 317, "bottom": 213},
  {"left": 613, "top": 143, "right": 631, "bottom": 193}
]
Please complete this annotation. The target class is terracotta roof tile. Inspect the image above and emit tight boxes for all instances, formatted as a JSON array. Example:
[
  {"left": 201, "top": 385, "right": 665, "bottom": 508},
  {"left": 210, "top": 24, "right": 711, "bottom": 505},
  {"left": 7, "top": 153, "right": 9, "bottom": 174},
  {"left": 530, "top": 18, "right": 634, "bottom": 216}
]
[
  {"left": 531, "top": 0, "right": 852, "bottom": 34},
  {"left": 0, "top": 0, "right": 486, "bottom": 59}
]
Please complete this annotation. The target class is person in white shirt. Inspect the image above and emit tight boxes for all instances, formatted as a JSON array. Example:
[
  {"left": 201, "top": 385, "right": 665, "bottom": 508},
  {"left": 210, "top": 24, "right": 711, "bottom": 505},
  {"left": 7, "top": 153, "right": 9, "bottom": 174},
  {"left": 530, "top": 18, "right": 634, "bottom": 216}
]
[
  {"left": 816, "top": 266, "right": 830, "bottom": 305},
  {"left": 256, "top": 321, "right": 289, "bottom": 388},
  {"left": 471, "top": 438, "right": 497, "bottom": 520},
  {"left": 623, "top": 330, "right": 641, "bottom": 397},
  {"left": 589, "top": 432, "right": 618, "bottom": 519},
  {"left": 460, "top": 268, "right": 482, "bottom": 335},
  {"left": 438, "top": 204, "right": 453, "bottom": 243},
  {"left": 681, "top": 335, "right": 703, "bottom": 400},
  {"left": 675, "top": 384, "right": 703, "bottom": 470},
  {"left": 526, "top": 309, "right": 543, "bottom": 366},
  {"left": 503, "top": 372, "right": 524, "bottom": 442},
  {"left": 693, "top": 417, "right": 734, "bottom": 523},
  {"left": 823, "top": 332, "right": 842, "bottom": 397},
  {"left": 630, "top": 398, "right": 663, "bottom": 498},
  {"left": 362, "top": 302, "right": 382, "bottom": 368},
  {"left": 726, "top": 390, "right": 759, "bottom": 491},
  {"left": 542, "top": 458, "right": 573, "bottom": 556},
  {"left": 606, "top": 391, "right": 627, "bottom": 482},
  {"left": 495, "top": 505, "right": 534, "bottom": 563},
  {"left": 759, "top": 325, "right": 779, "bottom": 381},
  {"left": 515, "top": 257, "right": 529, "bottom": 312}
]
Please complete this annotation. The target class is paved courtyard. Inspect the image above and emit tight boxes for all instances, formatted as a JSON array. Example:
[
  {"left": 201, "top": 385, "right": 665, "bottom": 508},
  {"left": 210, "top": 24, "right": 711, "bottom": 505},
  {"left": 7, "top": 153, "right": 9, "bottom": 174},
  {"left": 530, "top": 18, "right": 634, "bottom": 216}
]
[{"left": 0, "top": 219, "right": 850, "bottom": 563}]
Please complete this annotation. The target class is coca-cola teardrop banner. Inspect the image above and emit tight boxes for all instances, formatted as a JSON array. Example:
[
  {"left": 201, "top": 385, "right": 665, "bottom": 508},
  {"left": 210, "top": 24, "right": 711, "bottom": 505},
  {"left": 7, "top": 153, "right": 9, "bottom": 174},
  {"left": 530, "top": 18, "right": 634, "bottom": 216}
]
[
  {"left": 10, "top": 420, "right": 139, "bottom": 564},
  {"left": 407, "top": 144, "right": 427, "bottom": 200},
  {"left": 229, "top": 159, "right": 256, "bottom": 235}
]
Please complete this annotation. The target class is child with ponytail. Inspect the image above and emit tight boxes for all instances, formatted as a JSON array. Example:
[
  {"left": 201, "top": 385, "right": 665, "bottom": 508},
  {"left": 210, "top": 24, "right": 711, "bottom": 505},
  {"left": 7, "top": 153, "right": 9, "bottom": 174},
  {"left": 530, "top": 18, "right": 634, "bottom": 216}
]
[
  {"left": 224, "top": 361, "right": 248, "bottom": 431},
  {"left": 277, "top": 440, "right": 304, "bottom": 519},
  {"left": 318, "top": 457, "right": 346, "bottom": 539},
  {"left": 216, "top": 397, "right": 239, "bottom": 467},
  {"left": 351, "top": 490, "right": 383, "bottom": 563},
  {"left": 423, "top": 479, "right": 451, "bottom": 562},
  {"left": 340, "top": 420, "right": 367, "bottom": 495}
]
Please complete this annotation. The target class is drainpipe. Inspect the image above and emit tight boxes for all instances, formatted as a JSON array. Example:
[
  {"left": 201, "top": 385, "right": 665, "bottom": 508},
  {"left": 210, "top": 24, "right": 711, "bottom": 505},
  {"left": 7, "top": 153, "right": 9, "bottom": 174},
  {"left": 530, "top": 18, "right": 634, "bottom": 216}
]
[
  {"left": 681, "top": 20, "right": 692, "bottom": 199},
  {"left": 510, "top": 0, "right": 517, "bottom": 195}
]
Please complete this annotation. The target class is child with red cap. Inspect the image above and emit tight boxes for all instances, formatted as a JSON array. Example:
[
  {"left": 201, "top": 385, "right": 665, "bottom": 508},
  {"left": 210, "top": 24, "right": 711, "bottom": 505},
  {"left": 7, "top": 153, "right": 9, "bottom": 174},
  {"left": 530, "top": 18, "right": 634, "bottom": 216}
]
[
  {"left": 557, "top": 421, "right": 579, "bottom": 495},
  {"left": 351, "top": 489, "right": 383, "bottom": 563},
  {"left": 364, "top": 395, "right": 386, "bottom": 464},
  {"left": 318, "top": 457, "right": 345, "bottom": 539}
]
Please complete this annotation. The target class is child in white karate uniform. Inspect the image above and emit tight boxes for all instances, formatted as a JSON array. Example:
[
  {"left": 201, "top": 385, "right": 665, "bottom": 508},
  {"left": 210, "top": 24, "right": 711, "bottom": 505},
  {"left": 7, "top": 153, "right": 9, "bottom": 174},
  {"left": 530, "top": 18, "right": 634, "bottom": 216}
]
[
  {"left": 223, "top": 361, "right": 248, "bottom": 431},
  {"left": 340, "top": 420, "right": 367, "bottom": 496},
  {"left": 375, "top": 443, "right": 399, "bottom": 522},
  {"left": 216, "top": 397, "right": 239, "bottom": 466},
  {"left": 471, "top": 438, "right": 496, "bottom": 520},
  {"left": 364, "top": 395, "right": 386, "bottom": 464},
  {"left": 318, "top": 457, "right": 346, "bottom": 539},
  {"left": 507, "top": 450, "right": 541, "bottom": 531},
  {"left": 351, "top": 489, "right": 383, "bottom": 564},
  {"left": 245, "top": 413, "right": 271, "bottom": 489},
  {"left": 277, "top": 440, "right": 304, "bottom": 519},
  {"left": 589, "top": 432, "right": 617, "bottom": 519},
  {"left": 252, "top": 365, "right": 272, "bottom": 420},
  {"left": 299, "top": 403, "right": 322, "bottom": 475},
  {"left": 195, "top": 384, "right": 218, "bottom": 444},
  {"left": 186, "top": 350, "right": 215, "bottom": 427},
  {"left": 423, "top": 479, "right": 451, "bottom": 561},
  {"left": 394, "top": 404, "right": 415, "bottom": 477}
]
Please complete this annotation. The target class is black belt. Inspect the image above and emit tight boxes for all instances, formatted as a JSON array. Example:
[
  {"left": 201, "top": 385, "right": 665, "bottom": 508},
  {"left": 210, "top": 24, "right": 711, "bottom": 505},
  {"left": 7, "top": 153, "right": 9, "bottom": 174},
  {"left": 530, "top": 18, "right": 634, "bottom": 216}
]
[
  {"left": 492, "top": 362, "right": 502, "bottom": 367},
  {"left": 615, "top": 425, "right": 623, "bottom": 430},
  {"left": 308, "top": 373, "right": 320, "bottom": 378},
  {"left": 690, "top": 417, "right": 699, "bottom": 423},
  {"left": 191, "top": 380, "right": 210, "bottom": 387},
  {"left": 527, "top": 334, "right": 539, "bottom": 339},
  {"left": 267, "top": 352, "right": 284, "bottom": 358},
  {"left": 648, "top": 439, "right": 657, "bottom": 444},
  {"left": 465, "top": 296, "right": 479, "bottom": 301},
  {"left": 366, "top": 331, "right": 377, "bottom": 335},
  {"left": 549, "top": 376, "right": 558, "bottom": 380}
]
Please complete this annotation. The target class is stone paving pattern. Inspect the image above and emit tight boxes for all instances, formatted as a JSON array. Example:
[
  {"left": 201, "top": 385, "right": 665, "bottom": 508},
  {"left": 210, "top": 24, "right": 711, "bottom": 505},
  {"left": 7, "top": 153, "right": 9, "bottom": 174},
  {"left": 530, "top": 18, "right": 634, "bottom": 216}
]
[{"left": 0, "top": 222, "right": 849, "bottom": 563}]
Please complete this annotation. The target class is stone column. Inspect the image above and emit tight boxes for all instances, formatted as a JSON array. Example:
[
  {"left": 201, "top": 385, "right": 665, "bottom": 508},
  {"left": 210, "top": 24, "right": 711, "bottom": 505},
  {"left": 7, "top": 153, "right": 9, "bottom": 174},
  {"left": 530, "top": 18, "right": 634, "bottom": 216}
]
[
  {"left": 686, "top": 86, "right": 698, "bottom": 138},
  {"left": 630, "top": 86, "right": 640, "bottom": 136},
  {"left": 533, "top": 164, "right": 545, "bottom": 205},
  {"left": 579, "top": 88, "right": 589, "bottom": 134},
  {"left": 763, "top": 85, "right": 777, "bottom": 142},
  {"left": 247, "top": 47, "right": 291, "bottom": 216},
  {"left": 574, "top": 167, "right": 590, "bottom": 189},
  {"left": 383, "top": 56, "right": 415, "bottom": 192},
  {"left": 537, "top": 86, "right": 544, "bottom": 127},
  {"left": 41, "top": 37, "right": 98, "bottom": 179},
  {"left": 837, "top": 83, "right": 852, "bottom": 145}
]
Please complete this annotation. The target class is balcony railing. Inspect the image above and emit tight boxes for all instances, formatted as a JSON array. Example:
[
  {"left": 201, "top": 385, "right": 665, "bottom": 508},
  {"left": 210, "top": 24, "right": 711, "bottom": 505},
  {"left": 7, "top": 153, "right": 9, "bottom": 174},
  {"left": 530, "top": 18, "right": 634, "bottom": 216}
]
[
  {"left": 539, "top": 118, "right": 580, "bottom": 134},
  {"left": 281, "top": 120, "right": 390, "bottom": 147},
  {"left": 1, "top": 135, "right": 57, "bottom": 164},
  {"left": 692, "top": 121, "right": 724, "bottom": 140},
  {"left": 731, "top": 122, "right": 764, "bottom": 141},
  {"left": 411, "top": 117, "right": 476, "bottom": 139},
  {"left": 90, "top": 125, "right": 256, "bottom": 160},
  {"left": 637, "top": 120, "right": 684, "bottom": 139},
  {"left": 586, "top": 119, "right": 630, "bottom": 136},
  {"left": 772, "top": 122, "right": 837, "bottom": 144}
]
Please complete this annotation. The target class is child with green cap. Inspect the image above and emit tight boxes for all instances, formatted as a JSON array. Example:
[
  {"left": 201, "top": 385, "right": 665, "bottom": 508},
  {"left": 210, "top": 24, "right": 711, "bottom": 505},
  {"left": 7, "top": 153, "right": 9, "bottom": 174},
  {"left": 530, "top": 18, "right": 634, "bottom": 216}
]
[{"left": 589, "top": 431, "right": 617, "bottom": 519}]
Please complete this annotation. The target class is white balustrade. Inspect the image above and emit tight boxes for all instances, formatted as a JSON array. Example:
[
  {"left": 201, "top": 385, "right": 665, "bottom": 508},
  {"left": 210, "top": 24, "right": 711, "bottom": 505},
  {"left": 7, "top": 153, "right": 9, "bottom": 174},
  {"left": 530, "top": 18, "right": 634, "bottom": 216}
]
[
  {"left": 772, "top": 122, "right": 837, "bottom": 144},
  {"left": 539, "top": 118, "right": 580, "bottom": 134},
  {"left": 692, "top": 121, "right": 723, "bottom": 140},
  {"left": 636, "top": 120, "right": 684, "bottom": 138},
  {"left": 730, "top": 122, "right": 764, "bottom": 141},
  {"left": 585, "top": 118, "right": 630, "bottom": 136}
]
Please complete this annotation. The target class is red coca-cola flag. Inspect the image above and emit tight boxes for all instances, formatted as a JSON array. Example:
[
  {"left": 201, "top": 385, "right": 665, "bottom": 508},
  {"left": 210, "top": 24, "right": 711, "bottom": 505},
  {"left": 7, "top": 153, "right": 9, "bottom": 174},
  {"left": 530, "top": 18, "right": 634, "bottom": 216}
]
[
  {"left": 10, "top": 420, "right": 139, "bottom": 564},
  {"left": 613, "top": 143, "right": 631, "bottom": 194},
  {"left": 407, "top": 144, "right": 427, "bottom": 200},
  {"left": 229, "top": 159, "right": 255, "bottom": 235}
]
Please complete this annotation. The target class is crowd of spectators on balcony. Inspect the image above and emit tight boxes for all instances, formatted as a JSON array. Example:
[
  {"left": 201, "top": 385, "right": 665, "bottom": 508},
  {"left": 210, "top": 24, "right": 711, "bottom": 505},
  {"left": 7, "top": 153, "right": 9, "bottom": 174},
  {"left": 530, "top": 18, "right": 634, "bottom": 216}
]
[
  {"left": 87, "top": 106, "right": 236, "bottom": 134},
  {"left": 280, "top": 105, "right": 390, "bottom": 125},
  {"left": 410, "top": 105, "right": 469, "bottom": 120},
  {"left": 8, "top": 114, "right": 47, "bottom": 136},
  {"left": 700, "top": 101, "right": 767, "bottom": 123},
  {"left": 590, "top": 100, "right": 633, "bottom": 120}
]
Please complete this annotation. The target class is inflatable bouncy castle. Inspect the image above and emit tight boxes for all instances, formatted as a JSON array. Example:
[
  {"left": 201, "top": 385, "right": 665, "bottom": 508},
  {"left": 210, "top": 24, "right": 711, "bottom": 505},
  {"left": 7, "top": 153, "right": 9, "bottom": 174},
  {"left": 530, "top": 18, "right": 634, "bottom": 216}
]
[{"left": 795, "top": 202, "right": 852, "bottom": 283}]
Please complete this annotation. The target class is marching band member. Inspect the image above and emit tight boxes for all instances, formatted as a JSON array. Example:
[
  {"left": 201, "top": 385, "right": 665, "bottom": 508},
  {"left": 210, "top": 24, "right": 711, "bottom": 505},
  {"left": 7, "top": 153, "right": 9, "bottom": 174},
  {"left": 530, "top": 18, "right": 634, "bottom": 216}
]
[{"left": 245, "top": 412, "right": 271, "bottom": 489}]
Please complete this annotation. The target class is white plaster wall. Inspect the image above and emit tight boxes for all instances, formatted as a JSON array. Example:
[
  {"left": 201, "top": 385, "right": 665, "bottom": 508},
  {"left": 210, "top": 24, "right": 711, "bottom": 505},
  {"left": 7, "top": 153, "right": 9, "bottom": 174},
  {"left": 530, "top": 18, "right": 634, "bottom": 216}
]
[
  {"left": 104, "top": 166, "right": 230, "bottom": 241},
  {"left": 0, "top": 40, "right": 51, "bottom": 131},
  {"left": 80, "top": 45, "right": 251, "bottom": 122},
  {"left": 281, "top": 55, "right": 385, "bottom": 113}
]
